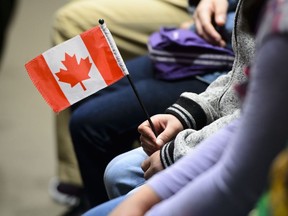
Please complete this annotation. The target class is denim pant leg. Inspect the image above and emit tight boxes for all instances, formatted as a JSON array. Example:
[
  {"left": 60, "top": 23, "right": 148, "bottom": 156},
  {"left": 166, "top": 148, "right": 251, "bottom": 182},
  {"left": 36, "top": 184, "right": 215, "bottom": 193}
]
[
  {"left": 70, "top": 55, "right": 208, "bottom": 206},
  {"left": 104, "top": 147, "right": 147, "bottom": 199},
  {"left": 83, "top": 196, "right": 126, "bottom": 216}
]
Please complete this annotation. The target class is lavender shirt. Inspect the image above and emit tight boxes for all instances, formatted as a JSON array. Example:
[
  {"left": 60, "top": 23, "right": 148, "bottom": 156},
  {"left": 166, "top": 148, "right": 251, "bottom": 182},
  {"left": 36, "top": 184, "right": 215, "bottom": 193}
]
[{"left": 146, "top": 0, "right": 288, "bottom": 215}]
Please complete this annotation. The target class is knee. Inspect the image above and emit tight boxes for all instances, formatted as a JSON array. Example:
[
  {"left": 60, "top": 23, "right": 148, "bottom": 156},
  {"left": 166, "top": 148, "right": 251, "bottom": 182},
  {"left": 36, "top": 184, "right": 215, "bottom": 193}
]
[
  {"left": 69, "top": 108, "right": 97, "bottom": 139},
  {"left": 104, "top": 148, "right": 147, "bottom": 184},
  {"left": 51, "top": 1, "right": 89, "bottom": 45},
  {"left": 51, "top": 5, "right": 73, "bottom": 44},
  {"left": 104, "top": 155, "right": 128, "bottom": 192},
  {"left": 104, "top": 148, "right": 147, "bottom": 198}
]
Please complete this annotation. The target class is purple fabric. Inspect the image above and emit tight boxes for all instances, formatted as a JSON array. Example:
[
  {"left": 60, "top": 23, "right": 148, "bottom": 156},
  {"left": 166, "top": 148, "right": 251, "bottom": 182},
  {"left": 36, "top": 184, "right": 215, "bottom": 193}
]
[{"left": 148, "top": 27, "right": 235, "bottom": 80}]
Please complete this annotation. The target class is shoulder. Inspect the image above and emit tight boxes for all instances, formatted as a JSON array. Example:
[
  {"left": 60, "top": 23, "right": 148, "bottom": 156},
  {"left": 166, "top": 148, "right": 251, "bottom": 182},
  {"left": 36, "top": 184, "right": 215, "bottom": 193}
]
[{"left": 257, "top": 0, "right": 288, "bottom": 45}]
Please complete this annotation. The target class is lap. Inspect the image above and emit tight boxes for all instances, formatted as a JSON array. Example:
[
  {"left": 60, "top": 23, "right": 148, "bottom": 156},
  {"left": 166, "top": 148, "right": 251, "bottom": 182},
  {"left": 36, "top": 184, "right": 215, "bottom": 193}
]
[
  {"left": 52, "top": 0, "right": 190, "bottom": 58},
  {"left": 71, "top": 56, "right": 207, "bottom": 127},
  {"left": 55, "top": 0, "right": 189, "bottom": 27},
  {"left": 105, "top": 147, "right": 147, "bottom": 172}
]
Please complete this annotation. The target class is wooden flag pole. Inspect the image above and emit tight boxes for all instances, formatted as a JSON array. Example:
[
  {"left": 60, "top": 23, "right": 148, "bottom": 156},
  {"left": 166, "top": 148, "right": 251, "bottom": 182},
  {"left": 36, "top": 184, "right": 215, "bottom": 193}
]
[{"left": 99, "top": 19, "right": 158, "bottom": 137}]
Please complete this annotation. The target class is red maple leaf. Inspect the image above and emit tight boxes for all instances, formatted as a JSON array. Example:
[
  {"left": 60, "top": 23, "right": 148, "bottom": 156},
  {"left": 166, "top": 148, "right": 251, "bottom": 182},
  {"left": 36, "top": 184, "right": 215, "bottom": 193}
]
[{"left": 55, "top": 53, "right": 92, "bottom": 91}]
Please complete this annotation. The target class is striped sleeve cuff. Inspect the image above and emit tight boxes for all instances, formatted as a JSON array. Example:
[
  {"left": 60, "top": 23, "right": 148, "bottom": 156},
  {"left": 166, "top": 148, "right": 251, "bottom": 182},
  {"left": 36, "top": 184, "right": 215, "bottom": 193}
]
[
  {"left": 165, "top": 97, "right": 207, "bottom": 130},
  {"left": 160, "top": 141, "right": 175, "bottom": 168}
]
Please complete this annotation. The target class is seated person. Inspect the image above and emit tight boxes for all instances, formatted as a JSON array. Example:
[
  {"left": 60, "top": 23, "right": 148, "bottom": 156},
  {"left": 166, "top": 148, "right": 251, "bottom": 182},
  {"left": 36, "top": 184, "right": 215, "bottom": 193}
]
[
  {"left": 69, "top": 0, "right": 236, "bottom": 207},
  {"left": 50, "top": 0, "right": 193, "bottom": 207},
  {"left": 104, "top": 0, "right": 241, "bottom": 199},
  {"left": 83, "top": 0, "right": 288, "bottom": 215}
]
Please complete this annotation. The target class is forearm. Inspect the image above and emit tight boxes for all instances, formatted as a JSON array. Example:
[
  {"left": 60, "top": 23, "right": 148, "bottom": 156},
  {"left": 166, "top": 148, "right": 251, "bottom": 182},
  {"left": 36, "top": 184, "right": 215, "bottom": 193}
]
[
  {"left": 146, "top": 35, "right": 288, "bottom": 216},
  {"left": 148, "top": 119, "right": 239, "bottom": 199},
  {"left": 109, "top": 185, "right": 161, "bottom": 216},
  {"left": 160, "top": 109, "right": 240, "bottom": 167},
  {"left": 165, "top": 68, "right": 240, "bottom": 130}
]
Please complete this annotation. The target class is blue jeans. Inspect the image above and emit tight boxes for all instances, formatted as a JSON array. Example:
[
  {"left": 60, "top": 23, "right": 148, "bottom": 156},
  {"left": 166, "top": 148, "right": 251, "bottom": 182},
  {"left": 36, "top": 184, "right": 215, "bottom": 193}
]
[
  {"left": 70, "top": 55, "right": 208, "bottom": 206},
  {"left": 83, "top": 196, "right": 126, "bottom": 216},
  {"left": 104, "top": 147, "right": 147, "bottom": 198},
  {"left": 83, "top": 186, "right": 143, "bottom": 216}
]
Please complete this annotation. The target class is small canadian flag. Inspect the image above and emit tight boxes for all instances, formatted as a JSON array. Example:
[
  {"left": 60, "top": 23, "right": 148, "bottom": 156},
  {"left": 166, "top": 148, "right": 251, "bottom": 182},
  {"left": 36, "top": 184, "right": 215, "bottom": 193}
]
[{"left": 25, "top": 22, "right": 128, "bottom": 113}]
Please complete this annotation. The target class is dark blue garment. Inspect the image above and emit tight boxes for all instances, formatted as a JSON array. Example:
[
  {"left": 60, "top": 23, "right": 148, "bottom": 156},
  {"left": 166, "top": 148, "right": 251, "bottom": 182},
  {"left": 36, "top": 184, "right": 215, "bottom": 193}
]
[{"left": 70, "top": 55, "right": 208, "bottom": 207}]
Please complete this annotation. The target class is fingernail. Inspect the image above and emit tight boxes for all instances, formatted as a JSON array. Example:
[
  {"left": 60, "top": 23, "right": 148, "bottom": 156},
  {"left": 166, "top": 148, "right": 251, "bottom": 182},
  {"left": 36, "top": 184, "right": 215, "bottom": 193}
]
[
  {"left": 217, "top": 15, "right": 225, "bottom": 24},
  {"left": 156, "top": 139, "right": 162, "bottom": 145}
]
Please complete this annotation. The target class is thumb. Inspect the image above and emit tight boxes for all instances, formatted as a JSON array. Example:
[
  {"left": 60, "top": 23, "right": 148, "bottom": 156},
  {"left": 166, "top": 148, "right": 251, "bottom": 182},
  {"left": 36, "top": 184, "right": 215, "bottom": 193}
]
[
  {"left": 156, "top": 129, "right": 174, "bottom": 147},
  {"left": 156, "top": 137, "right": 165, "bottom": 146}
]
